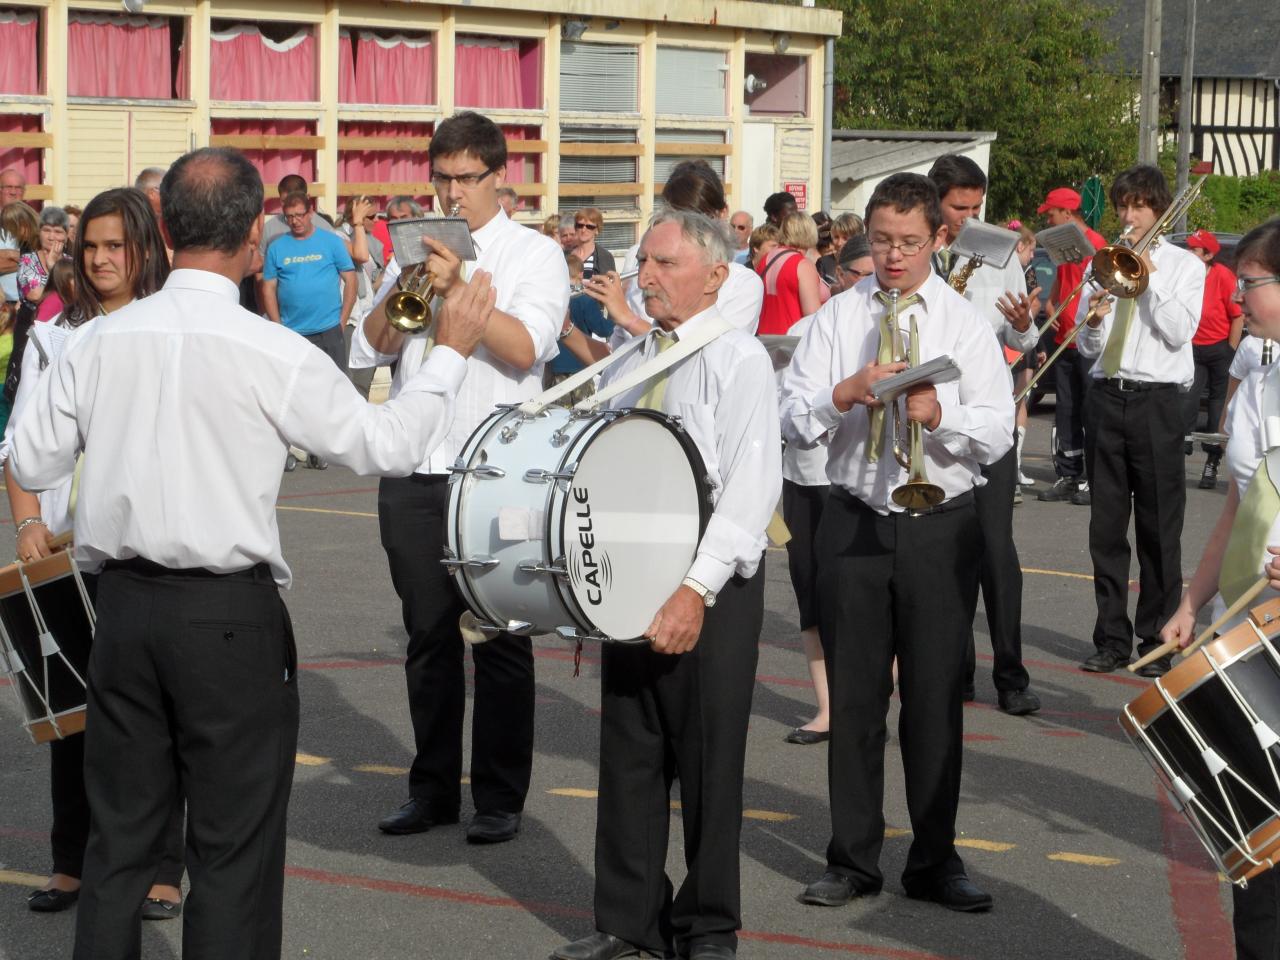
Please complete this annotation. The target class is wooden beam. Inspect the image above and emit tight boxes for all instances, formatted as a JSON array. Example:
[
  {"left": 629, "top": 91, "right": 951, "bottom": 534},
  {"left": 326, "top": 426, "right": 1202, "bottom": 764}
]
[
  {"left": 335, "top": 182, "right": 548, "bottom": 197},
  {"left": 209, "top": 134, "right": 326, "bottom": 150},
  {"left": 559, "top": 182, "right": 643, "bottom": 197},
  {"left": 653, "top": 141, "right": 733, "bottom": 157},
  {"left": 0, "top": 132, "right": 54, "bottom": 149},
  {"left": 507, "top": 140, "right": 549, "bottom": 155},
  {"left": 23, "top": 184, "right": 54, "bottom": 200},
  {"left": 558, "top": 142, "right": 644, "bottom": 158},
  {"left": 338, "top": 135, "right": 432, "bottom": 151},
  {"left": 653, "top": 182, "right": 733, "bottom": 194}
]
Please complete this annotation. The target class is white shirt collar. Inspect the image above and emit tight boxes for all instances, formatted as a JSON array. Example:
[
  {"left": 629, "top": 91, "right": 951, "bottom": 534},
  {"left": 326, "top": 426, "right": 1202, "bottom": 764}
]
[
  {"left": 163, "top": 268, "right": 242, "bottom": 303},
  {"left": 869, "top": 270, "right": 943, "bottom": 311},
  {"left": 469, "top": 207, "right": 511, "bottom": 255},
  {"left": 665, "top": 303, "right": 723, "bottom": 342}
]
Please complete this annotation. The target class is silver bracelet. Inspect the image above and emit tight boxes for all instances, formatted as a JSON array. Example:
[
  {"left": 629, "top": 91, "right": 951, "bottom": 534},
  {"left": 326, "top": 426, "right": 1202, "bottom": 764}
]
[{"left": 15, "top": 517, "right": 46, "bottom": 538}]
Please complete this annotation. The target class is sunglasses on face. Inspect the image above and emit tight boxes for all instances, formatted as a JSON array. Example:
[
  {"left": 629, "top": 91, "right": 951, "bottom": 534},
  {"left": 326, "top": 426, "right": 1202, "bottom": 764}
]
[{"left": 575, "top": 222, "right": 599, "bottom": 231}]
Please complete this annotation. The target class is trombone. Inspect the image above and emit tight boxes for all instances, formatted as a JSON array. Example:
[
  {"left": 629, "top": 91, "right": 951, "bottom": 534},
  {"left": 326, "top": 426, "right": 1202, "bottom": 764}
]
[
  {"left": 386, "top": 203, "right": 461, "bottom": 334},
  {"left": 886, "top": 289, "right": 946, "bottom": 511},
  {"left": 1013, "top": 175, "right": 1206, "bottom": 404}
]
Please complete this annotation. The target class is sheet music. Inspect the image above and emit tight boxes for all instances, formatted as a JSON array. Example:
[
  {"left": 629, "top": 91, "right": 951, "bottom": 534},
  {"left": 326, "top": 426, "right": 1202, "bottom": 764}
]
[
  {"left": 869, "top": 356, "right": 962, "bottom": 402},
  {"left": 387, "top": 217, "right": 477, "bottom": 266},
  {"left": 951, "top": 219, "right": 1019, "bottom": 269},
  {"left": 1035, "top": 222, "right": 1095, "bottom": 267}
]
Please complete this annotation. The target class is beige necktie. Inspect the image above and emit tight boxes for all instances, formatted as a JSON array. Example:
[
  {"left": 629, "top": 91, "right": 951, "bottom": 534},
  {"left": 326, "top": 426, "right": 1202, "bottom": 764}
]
[
  {"left": 1101, "top": 298, "right": 1135, "bottom": 377},
  {"left": 1220, "top": 456, "right": 1280, "bottom": 607},
  {"left": 637, "top": 332, "right": 677, "bottom": 410}
]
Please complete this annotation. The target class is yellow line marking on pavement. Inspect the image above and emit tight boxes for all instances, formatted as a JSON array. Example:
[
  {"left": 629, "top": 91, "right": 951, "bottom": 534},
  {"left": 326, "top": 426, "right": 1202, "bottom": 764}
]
[
  {"left": 0, "top": 869, "right": 46, "bottom": 887},
  {"left": 744, "top": 809, "right": 797, "bottom": 823},
  {"left": 957, "top": 838, "right": 1016, "bottom": 852},
  {"left": 295, "top": 752, "right": 330, "bottom": 766},
  {"left": 1048, "top": 852, "right": 1121, "bottom": 866},
  {"left": 355, "top": 764, "right": 410, "bottom": 776},
  {"left": 1021, "top": 567, "right": 1094, "bottom": 582},
  {"left": 277, "top": 505, "right": 379, "bottom": 519},
  {"left": 549, "top": 787, "right": 599, "bottom": 798},
  {"left": 885, "top": 828, "right": 912, "bottom": 838}
]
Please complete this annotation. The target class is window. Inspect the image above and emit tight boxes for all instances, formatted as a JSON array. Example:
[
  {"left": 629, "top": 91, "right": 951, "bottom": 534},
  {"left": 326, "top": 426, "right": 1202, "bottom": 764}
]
[
  {"left": 560, "top": 126, "right": 640, "bottom": 250},
  {"left": 210, "top": 118, "right": 318, "bottom": 211},
  {"left": 655, "top": 47, "right": 727, "bottom": 117},
  {"left": 338, "top": 120, "right": 432, "bottom": 204},
  {"left": 0, "top": 114, "right": 43, "bottom": 190},
  {"left": 560, "top": 42, "right": 638, "bottom": 114},
  {"left": 455, "top": 35, "right": 541, "bottom": 111},
  {"left": 68, "top": 13, "right": 183, "bottom": 100},
  {"left": 210, "top": 21, "right": 316, "bottom": 102},
  {"left": 340, "top": 29, "right": 434, "bottom": 106},
  {"left": 655, "top": 129, "right": 727, "bottom": 185},
  {"left": 0, "top": 8, "right": 39, "bottom": 95},
  {"left": 744, "top": 53, "right": 808, "bottom": 116}
]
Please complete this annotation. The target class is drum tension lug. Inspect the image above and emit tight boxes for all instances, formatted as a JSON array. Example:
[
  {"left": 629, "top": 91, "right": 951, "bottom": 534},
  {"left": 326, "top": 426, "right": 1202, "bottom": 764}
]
[
  {"left": 440, "top": 555, "right": 501, "bottom": 571},
  {"left": 505, "top": 620, "right": 535, "bottom": 635},
  {"left": 518, "top": 559, "right": 568, "bottom": 577},
  {"left": 524, "top": 468, "right": 576, "bottom": 484},
  {"left": 448, "top": 461, "right": 507, "bottom": 479}
]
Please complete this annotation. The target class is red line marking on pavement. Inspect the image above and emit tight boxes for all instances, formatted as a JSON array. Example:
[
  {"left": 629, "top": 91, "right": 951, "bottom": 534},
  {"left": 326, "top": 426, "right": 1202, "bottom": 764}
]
[
  {"left": 1040, "top": 730, "right": 1086, "bottom": 738},
  {"left": 0, "top": 825, "right": 49, "bottom": 841},
  {"left": 1157, "top": 782, "right": 1234, "bottom": 960},
  {"left": 277, "top": 487, "right": 378, "bottom": 501},
  {"left": 977, "top": 652, "right": 1148, "bottom": 689},
  {"left": 757, "top": 673, "right": 816, "bottom": 689},
  {"left": 299, "top": 658, "right": 401, "bottom": 671},
  {"left": 0, "top": 676, "right": 9, "bottom": 686},
  {"left": 963, "top": 733, "right": 1001, "bottom": 742},
  {"left": 286, "top": 865, "right": 963, "bottom": 959}
]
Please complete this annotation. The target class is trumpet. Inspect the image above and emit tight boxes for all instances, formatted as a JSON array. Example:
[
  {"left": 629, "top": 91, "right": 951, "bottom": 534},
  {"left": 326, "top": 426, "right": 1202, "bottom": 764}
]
[
  {"left": 571, "top": 268, "right": 639, "bottom": 295},
  {"left": 887, "top": 289, "right": 946, "bottom": 511},
  {"left": 386, "top": 203, "right": 461, "bottom": 334},
  {"left": 1013, "top": 176, "right": 1206, "bottom": 404}
]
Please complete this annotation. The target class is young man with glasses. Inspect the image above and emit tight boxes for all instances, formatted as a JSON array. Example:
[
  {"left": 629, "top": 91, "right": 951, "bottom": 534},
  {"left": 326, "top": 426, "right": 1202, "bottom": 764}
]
[
  {"left": 352, "top": 110, "right": 569, "bottom": 846},
  {"left": 782, "top": 173, "right": 1013, "bottom": 915}
]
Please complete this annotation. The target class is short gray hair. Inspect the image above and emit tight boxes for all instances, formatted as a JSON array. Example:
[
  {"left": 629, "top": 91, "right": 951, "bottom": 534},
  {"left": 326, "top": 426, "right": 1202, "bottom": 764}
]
[
  {"left": 39, "top": 204, "right": 68, "bottom": 230},
  {"left": 135, "top": 166, "right": 166, "bottom": 191},
  {"left": 558, "top": 213, "right": 576, "bottom": 231},
  {"left": 387, "top": 195, "right": 423, "bottom": 217},
  {"left": 647, "top": 206, "right": 734, "bottom": 266}
]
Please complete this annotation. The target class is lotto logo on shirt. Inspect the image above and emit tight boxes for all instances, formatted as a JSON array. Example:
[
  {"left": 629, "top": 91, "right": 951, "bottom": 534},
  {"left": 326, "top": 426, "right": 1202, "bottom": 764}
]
[{"left": 281, "top": 253, "right": 325, "bottom": 267}]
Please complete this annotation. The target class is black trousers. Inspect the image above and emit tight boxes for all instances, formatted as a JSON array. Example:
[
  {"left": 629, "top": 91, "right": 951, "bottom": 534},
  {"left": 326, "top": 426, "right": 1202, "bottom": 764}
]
[
  {"left": 378, "top": 474, "right": 534, "bottom": 814},
  {"left": 1053, "top": 349, "right": 1092, "bottom": 479},
  {"left": 965, "top": 447, "right": 1030, "bottom": 693},
  {"left": 594, "top": 566, "right": 763, "bottom": 955},
  {"left": 781, "top": 479, "right": 829, "bottom": 632},
  {"left": 48, "top": 573, "right": 185, "bottom": 884},
  {"left": 74, "top": 562, "right": 298, "bottom": 960},
  {"left": 1183, "top": 339, "right": 1234, "bottom": 456},
  {"left": 303, "top": 323, "right": 348, "bottom": 376},
  {"left": 1083, "top": 381, "right": 1186, "bottom": 658},
  {"left": 819, "top": 490, "right": 980, "bottom": 891},
  {"left": 1236, "top": 871, "right": 1280, "bottom": 959},
  {"left": 341, "top": 323, "right": 375, "bottom": 399}
]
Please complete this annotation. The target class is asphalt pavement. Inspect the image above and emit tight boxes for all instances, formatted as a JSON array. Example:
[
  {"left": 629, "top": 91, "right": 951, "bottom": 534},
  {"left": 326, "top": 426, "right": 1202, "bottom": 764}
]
[{"left": 0, "top": 409, "right": 1239, "bottom": 960}]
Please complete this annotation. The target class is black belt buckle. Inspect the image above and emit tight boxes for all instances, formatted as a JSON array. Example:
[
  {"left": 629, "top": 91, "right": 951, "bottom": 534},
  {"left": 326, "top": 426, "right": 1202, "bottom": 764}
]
[{"left": 1114, "top": 378, "right": 1140, "bottom": 393}]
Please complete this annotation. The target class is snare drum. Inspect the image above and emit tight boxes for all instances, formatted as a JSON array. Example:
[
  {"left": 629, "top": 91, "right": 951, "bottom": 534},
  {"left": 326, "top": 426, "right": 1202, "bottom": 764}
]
[
  {"left": 445, "top": 405, "right": 711, "bottom": 642},
  {"left": 0, "top": 548, "right": 94, "bottom": 744},
  {"left": 1122, "top": 597, "right": 1280, "bottom": 883}
]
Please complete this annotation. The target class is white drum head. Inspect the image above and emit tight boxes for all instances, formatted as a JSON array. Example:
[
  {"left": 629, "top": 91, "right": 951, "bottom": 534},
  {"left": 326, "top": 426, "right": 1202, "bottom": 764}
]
[{"left": 561, "top": 415, "right": 705, "bottom": 640}]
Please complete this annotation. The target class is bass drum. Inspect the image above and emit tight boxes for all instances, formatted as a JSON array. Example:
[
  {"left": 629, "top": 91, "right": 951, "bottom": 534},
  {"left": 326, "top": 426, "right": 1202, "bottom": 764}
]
[{"left": 445, "top": 405, "right": 711, "bottom": 642}]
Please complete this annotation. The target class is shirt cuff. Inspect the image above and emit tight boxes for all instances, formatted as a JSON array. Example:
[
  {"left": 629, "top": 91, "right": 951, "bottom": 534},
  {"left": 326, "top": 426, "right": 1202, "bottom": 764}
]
[
  {"left": 930, "top": 403, "right": 968, "bottom": 457},
  {"left": 813, "top": 387, "right": 845, "bottom": 433},
  {"left": 686, "top": 553, "right": 736, "bottom": 595},
  {"left": 416, "top": 346, "right": 467, "bottom": 395}
]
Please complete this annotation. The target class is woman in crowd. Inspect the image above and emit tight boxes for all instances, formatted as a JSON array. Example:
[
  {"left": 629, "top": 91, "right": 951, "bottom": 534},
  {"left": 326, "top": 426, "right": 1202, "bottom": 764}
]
[
  {"left": 571, "top": 207, "right": 615, "bottom": 278},
  {"left": 756, "top": 212, "right": 824, "bottom": 335},
  {"left": 63, "top": 203, "right": 82, "bottom": 245},
  {"left": 749, "top": 223, "right": 781, "bottom": 271},
  {"left": 17, "top": 205, "right": 69, "bottom": 312},
  {"left": 3, "top": 187, "right": 187, "bottom": 919},
  {"left": 336, "top": 195, "right": 381, "bottom": 399}
]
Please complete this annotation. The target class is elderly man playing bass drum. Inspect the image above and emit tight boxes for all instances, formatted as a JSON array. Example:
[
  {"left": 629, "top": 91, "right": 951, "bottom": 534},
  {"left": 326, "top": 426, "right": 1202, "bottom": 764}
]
[{"left": 551, "top": 208, "right": 780, "bottom": 960}]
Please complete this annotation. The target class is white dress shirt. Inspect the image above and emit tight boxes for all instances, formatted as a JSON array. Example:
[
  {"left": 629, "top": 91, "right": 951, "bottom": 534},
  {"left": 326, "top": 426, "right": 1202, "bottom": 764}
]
[
  {"left": 618, "top": 246, "right": 764, "bottom": 337},
  {"left": 9, "top": 269, "right": 468, "bottom": 586},
  {"left": 949, "top": 251, "right": 1037, "bottom": 352},
  {"left": 351, "top": 208, "right": 569, "bottom": 475},
  {"left": 598, "top": 304, "right": 781, "bottom": 593},
  {"left": 1075, "top": 240, "right": 1204, "bottom": 387},
  {"left": 1230, "top": 335, "right": 1275, "bottom": 381},
  {"left": 779, "top": 315, "right": 829, "bottom": 486},
  {"left": 779, "top": 272, "right": 1015, "bottom": 514}
]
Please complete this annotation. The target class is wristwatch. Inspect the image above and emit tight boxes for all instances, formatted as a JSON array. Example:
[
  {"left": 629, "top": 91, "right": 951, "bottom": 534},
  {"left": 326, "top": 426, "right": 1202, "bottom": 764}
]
[{"left": 682, "top": 577, "right": 717, "bottom": 608}]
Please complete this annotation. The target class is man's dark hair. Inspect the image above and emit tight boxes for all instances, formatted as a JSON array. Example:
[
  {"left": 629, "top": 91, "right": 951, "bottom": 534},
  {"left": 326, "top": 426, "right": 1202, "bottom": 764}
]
[
  {"left": 764, "top": 191, "right": 797, "bottom": 219},
  {"left": 429, "top": 111, "right": 507, "bottom": 171},
  {"left": 281, "top": 191, "right": 310, "bottom": 212},
  {"left": 162, "top": 148, "right": 264, "bottom": 255},
  {"left": 661, "top": 160, "right": 727, "bottom": 219},
  {"left": 1237, "top": 217, "right": 1280, "bottom": 276},
  {"left": 864, "top": 173, "right": 943, "bottom": 234},
  {"left": 277, "top": 173, "right": 307, "bottom": 196},
  {"left": 927, "top": 154, "right": 987, "bottom": 200},
  {"left": 1110, "top": 164, "right": 1172, "bottom": 216}
]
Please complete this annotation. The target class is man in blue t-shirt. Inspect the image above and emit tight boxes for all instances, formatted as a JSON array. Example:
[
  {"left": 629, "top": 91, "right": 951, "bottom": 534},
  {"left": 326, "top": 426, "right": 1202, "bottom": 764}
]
[{"left": 262, "top": 191, "right": 357, "bottom": 469}]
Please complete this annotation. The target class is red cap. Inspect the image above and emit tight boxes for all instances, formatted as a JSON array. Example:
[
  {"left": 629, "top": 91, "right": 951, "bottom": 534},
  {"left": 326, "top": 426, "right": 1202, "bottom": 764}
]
[
  {"left": 1037, "top": 187, "right": 1082, "bottom": 214},
  {"left": 1186, "top": 229, "right": 1220, "bottom": 255}
]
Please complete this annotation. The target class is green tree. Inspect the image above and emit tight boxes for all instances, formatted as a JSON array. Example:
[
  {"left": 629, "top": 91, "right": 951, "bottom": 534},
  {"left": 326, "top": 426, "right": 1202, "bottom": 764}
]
[{"left": 824, "top": 0, "right": 1138, "bottom": 220}]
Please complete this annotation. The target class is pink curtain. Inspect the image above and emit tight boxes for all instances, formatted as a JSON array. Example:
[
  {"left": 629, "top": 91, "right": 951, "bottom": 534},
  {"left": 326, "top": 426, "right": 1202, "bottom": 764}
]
[
  {"left": 68, "top": 14, "right": 172, "bottom": 99},
  {"left": 342, "top": 31, "right": 434, "bottom": 105},
  {"left": 211, "top": 118, "right": 315, "bottom": 211},
  {"left": 338, "top": 30, "right": 356, "bottom": 102},
  {"left": 501, "top": 125, "right": 539, "bottom": 185},
  {"left": 338, "top": 120, "right": 431, "bottom": 199},
  {"left": 0, "top": 114, "right": 41, "bottom": 186},
  {"left": 455, "top": 37, "right": 522, "bottom": 109},
  {"left": 210, "top": 25, "right": 315, "bottom": 101},
  {"left": 0, "top": 10, "right": 38, "bottom": 95}
]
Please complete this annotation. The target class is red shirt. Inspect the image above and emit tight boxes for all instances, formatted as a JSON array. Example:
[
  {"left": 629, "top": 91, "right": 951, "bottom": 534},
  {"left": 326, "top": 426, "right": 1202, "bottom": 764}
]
[
  {"left": 371, "top": 219, "right": 393, "bottom": 260},
  {"left": 756, "top": 249, "right": 806, "bottom": 336},
  {"left": 1054, "top": 226, "right": 1107, "bottom": 346},
  {"left": 1192, "top": 261, "right": 1242, "bottom": 345}
]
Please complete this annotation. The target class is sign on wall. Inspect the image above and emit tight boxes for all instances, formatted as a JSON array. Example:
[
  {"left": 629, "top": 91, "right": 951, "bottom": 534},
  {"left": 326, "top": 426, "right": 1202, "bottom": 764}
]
[{"left": 783, "top": 181, "right": 808, "bottom": 210}]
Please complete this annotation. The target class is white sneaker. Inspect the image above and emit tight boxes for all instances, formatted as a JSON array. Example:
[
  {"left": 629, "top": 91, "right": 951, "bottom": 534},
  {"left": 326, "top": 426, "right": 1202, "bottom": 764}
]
[{"left": 1018, "top": 472, "right": 1035, "bottom": 486}]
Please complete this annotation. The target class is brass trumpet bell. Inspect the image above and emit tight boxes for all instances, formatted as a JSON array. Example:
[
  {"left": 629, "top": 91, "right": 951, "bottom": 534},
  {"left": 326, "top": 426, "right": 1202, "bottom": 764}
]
[
  {"left": 386, "top": 263, "right": 436, "bottom": 333},
  {"left": 1091, "top": 244, "right": 1149, "bottom": 299}
]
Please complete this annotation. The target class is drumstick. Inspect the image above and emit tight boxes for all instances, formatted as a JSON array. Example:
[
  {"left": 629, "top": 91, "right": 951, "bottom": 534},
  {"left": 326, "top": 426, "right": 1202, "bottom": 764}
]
[{"left": 1128, "top": 576, "right": 1270, "bottom": 672}]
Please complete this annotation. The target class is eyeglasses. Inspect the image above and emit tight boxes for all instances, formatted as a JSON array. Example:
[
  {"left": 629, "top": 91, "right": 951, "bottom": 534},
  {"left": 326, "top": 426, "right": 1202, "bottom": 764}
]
[
  {"left": 575, "top": 222, "right": 599, "bottom": 231},
  {"left": 430, "top": 167, "right": 496, "bottom": 189},
  {"left": 1238, "top": 274, "right": 1280, "bottom": 294},
  {"left": 869, "top": 238, "right": 930, "bottom": 257},
  {"left": 283, "top": 212, "right": 309, "bottom": 222},
  {"left": 839, "top": 266, "right": 873, "bottom": 280}
]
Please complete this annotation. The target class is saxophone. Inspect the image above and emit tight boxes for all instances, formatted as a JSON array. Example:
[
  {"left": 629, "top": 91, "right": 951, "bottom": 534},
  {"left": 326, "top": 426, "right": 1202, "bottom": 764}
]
[{"left": 948, "top": 254, "right": 984, "bottom": 295}]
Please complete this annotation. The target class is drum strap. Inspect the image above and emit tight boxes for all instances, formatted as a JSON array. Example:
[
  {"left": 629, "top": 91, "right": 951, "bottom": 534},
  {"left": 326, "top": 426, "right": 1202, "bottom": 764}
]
[{"left": 1221, "top": 366, "right": 1280, "bottom": 606}]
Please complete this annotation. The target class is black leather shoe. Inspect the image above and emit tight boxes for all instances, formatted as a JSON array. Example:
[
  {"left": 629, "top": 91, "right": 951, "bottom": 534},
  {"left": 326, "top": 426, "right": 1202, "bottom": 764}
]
[
  {"left": 1081, "top": 650, "right": 1129, "bottom": 673},
  {"left": 27, "top": 887, "right": 79, "bottom": 912},
  {"left": 466, "top": 810, "right": 521, "bottom": 844},
  {"left": 784, "top": 727, "right": 830, "bottom": 745},
  {"left": 1199, "top": 460, "right": 1219, "bottom": 490},
  {"left": 797, "top": 870, "right": 878, "bottom": 907},
  {"left": 1135, "top": 655, "right": 1172, "bottom": 679},
  {"left": 998, "top": 688, "right": 1041, "bottom": 716},
  {"left": 550, "top": 932, "right": 668, "bottom": 960},
  {"left": 141, "top": 897, "right": 182, "bottom": 921},
  {"left": 1037, "top": 477, "right": 1076, "bottom": 502},
  {"left": 688, "top": 946, "right": 736, "bottom": 959},
  {"left": 905, "top": 874, "right": 993, "bottom": 912},
  {"left": 377, "top": 798, "right": 460, "bottom": 835}
]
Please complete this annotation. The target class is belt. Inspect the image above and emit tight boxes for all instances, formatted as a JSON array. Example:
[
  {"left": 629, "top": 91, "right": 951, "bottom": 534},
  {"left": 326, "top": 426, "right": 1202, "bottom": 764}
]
[
  {"left": 834, "top": 486, "right": 974, "bottom": 518},
  {"left": 1100, "top": 378, "right": 1178, "bottom": 393},
  {"left": 103, "top": 557, "right": 275, "bottom": 583}
]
